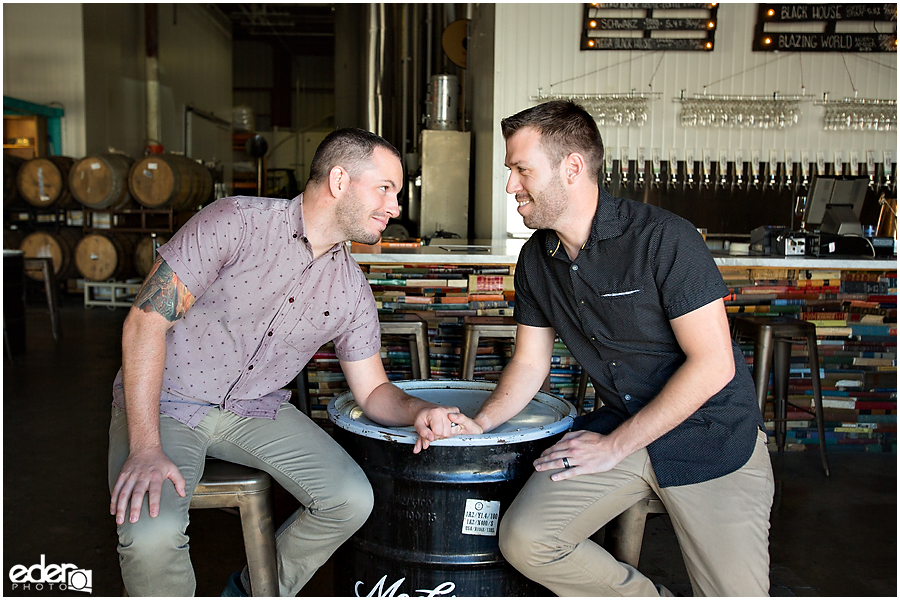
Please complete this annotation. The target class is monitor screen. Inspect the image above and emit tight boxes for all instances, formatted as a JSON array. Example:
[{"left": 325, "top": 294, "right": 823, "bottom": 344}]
[{"left": 803, "top": 175, "right": 867, "bottom": 228}]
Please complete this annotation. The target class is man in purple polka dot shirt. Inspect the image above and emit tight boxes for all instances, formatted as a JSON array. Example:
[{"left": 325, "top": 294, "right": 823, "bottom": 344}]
[{"left": 108, "top": 129, "right": 460, "bottom": 596}]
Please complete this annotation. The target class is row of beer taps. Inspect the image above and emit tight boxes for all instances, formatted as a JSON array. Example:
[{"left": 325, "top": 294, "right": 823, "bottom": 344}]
[{"left": 601, "top": 148, "right": 896, "bottom": 196}]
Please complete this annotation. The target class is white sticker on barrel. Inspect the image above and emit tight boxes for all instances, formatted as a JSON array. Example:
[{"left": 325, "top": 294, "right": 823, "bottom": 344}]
[
  {"left": 148, "top": 163, "right": 158, "bottom": 169},
  {"left": 462, "top": 499, "right": 500, "bottom": 536},
  {"left": 91, "top": 162, "right": 101, "bottom": 170}
]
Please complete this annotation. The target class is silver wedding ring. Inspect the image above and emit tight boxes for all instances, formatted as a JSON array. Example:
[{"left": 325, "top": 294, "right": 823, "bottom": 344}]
[{"left": 562, "top": 457, "right": 571, "bottom": 469}]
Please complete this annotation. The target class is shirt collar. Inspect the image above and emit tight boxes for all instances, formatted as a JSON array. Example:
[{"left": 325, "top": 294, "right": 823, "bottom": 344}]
[
  {"left": 543, "top": 187, "right": 626, "bottom": 258},
  {"left": 288, "top": 193, "right": 345, "bottom": 256}
]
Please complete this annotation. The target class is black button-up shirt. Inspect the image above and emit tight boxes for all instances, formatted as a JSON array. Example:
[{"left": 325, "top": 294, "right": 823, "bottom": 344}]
[{"left": 514, "top": 188, "right": 763, "bottom": 487}]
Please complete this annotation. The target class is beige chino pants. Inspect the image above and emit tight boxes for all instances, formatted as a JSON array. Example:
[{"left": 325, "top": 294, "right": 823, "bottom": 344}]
[
  {"left": 108, "top": 402, "right": 374, "bottom": 597},
  {"left": 499, "top": 429, "right": 774, "bottom": 597}
]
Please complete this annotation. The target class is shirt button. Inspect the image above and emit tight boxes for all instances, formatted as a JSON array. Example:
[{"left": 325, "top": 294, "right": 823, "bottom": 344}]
[
  {"left": 293, "top": 233, "right": 298, "bottom": 238},
  {"left": 289, "top": 298, "right": 294, "bottom": 303},
  {"left": 268, "top": 331, "right": 273, "bottom": 336},
  {"left": 611, "top": 362, "right": 617, "bottom": 366},
  {"left": 572, "top": 265, "right": 579, "bottom": 271},
  {"left": 302, "top": 236, "right": 308, "bottom": 243},
  {"left": 248, "top": 365, "right": 254, "bottom": 371},
  {"left": 324, "top": 311, "right": 330, "bottom": 316},
  {"left": 624, "top": 394, "right": 632, "bottom": 401}
]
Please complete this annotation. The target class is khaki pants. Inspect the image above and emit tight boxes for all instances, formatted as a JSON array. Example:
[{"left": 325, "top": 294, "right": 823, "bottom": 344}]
[
  {"left": 499, "top": 429, "right": 774, "bottom": 597},
  {"left": 108, "top": 402, "right": 374, "bottom": 596}
]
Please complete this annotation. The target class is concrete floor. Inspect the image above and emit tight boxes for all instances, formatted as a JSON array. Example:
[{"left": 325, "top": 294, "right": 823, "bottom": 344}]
[{"left": 3, "top": 298, "right": 897, "bottom": 597}]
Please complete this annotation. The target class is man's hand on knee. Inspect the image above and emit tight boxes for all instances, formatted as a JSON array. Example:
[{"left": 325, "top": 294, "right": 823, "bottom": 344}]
[{"left": 110, "top": 447, "right": 186, "bottom": 525}]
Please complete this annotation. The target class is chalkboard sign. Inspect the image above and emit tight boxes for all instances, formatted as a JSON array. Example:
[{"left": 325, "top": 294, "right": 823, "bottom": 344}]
[
  {"left": 754, "top": 4, "right": 897, "bottom": 52},
  {"left": 583, "top": 4, "right": 718, "bottom": 52}
]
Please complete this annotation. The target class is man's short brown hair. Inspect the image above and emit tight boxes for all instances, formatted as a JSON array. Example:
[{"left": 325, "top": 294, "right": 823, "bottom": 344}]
[
  {"left": 308, "top": 128, "right": 400, "bottom": 185},
  {"left": 500, "top": 101, "right": 604, "bottom": 182}
]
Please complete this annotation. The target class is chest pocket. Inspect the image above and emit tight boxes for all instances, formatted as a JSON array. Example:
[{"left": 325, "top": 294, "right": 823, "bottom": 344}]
[
  {"left": 283, "top": 302, "right": 352, "bottom": 352},
  {"left": 588, "top": 282, "right": 658, "bottom": 342}
]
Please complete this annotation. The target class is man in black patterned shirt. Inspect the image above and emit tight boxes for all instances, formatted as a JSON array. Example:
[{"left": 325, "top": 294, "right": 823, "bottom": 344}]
[{"left": 444, "top": 101, "right": 775, "bottom": 596}]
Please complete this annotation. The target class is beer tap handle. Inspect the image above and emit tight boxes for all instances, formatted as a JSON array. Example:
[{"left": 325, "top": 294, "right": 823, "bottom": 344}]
[
  {"left": 702, "top": 149, "right": 711, "bottom": 189},
  {"left": 785, "top": 150, "right": 794, "bottom": 189},
  {"left": 651, "top": 148, "right": 661, "bottom": 188},
  {"left": 637, "top": 147, "right": 646, "bottom": 188},
  {"left": 684, "top": 149, "right": 694, "bottom": 190},
  {"left": 751, "top": 150, "right": 761, "bottom": 189},
  {"left": 718, "top": 150, "right": 729, "bottom": 188},
  {"left": 769, "top": 150, "right": 779, "bottom": 190},
  {"left": 620, "top": 147, "right": 630, "bottom": 190},
  {"left": 883, "top": 150, "right": 894, "bottom": 193},
  {"left": 867, "top": 150, "right": 877, "bottom": 189},
  {"left": 668, "top": 150, "right": 678, "bottom": 188}
]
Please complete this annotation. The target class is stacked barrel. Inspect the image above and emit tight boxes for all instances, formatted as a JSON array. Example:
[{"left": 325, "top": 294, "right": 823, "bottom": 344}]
[{"left": 3, "top": 152, "right": 212, "bottom": 286}]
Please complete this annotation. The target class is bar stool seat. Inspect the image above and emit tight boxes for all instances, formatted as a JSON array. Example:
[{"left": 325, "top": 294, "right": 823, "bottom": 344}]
[
  {"left": 190, "top": 459, "right": 278, "bottom": 596},
  {"left": 731, "top": 315, "right": 830, "bottom": 476},
  {"left": 379, "top": 313, "right": 431, "bottom": 379},
  {"left": 459, "top": 316, "right": 517, "bottom": 380}
]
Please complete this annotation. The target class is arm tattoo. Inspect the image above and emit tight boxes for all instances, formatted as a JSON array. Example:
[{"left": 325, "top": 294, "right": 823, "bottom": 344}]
[{"left": 134, "top": 259, "right": 196, "bottom": 322}]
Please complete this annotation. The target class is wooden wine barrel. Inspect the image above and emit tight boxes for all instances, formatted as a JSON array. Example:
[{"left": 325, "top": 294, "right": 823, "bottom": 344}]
[
  {"left": 17, "top": 156, "right": 76, "bottom": 209},
  {"left": 68, "top": 153, "right": 136, "bottom": 210},
  {"left": 133, "top": 234, "right": 169, "bottom": 278},
  {"left": 128, "top": 154, "right": 213, "bottom": 210},
  {"left": 19, "top": 228, "right": 80, "bottom": 281},
  {"left": 74, "top": 233, "right": 138, "bottom": 282},
  {"left": 4, "top": 155, "right": 26, "bottom": 206}
]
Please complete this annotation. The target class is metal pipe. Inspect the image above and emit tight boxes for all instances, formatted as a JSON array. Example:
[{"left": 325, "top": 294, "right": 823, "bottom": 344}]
[
  {"left": 365, "top": 4, "right": 386, "bottom": 136},
  {"left": 401, "top": 4, "right": 409, "bottom": 162},
  {"left": 145, "top": 4, "right": 161, "bottom": 150}
]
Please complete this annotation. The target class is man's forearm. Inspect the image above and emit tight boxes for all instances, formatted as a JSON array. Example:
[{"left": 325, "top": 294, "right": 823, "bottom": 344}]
[
  {"left": 474, "top": 357, "right": 548, "bottom": 432},
  {"left": 359, "top": 381, "right": 435, "bottom": 426},
  {"left": 603, "top": 354, "right": 732, "bottom": 462},
  {"left": 121, "top": 308, "right": 169, "bottom": 452}
]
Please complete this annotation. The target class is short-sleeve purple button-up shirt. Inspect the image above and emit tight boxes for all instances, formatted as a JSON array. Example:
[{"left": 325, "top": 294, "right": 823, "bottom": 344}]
[{"left": 112, "top": 194, "right": 381, "bottom": 428}]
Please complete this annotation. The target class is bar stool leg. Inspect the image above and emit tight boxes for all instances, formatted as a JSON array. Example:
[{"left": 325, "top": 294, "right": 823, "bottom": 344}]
[
  {"left": 41, "top": 260, "right": 61, "bottom": 342},
  {"left": 805, "top": 330, "right": 831, "bottom": 477},
  {"left": 416, "top": 328, "right": 430, "bottom": 380},
  {"left": 407, "top": 337, "right": 421, "bottom": 379},
  {"left": 773, "top": 338, "right": 791, "bottom": 452},
  {"left": 752, "top": 328, "right": 775, "bottom": 415},
  {"left": 237, "top": 489, "right": 279, "bottom": 596},
  {"left": 460, "top": 327, "right": 480, "bottom": 380},
  {"left": 294, "top": 367, "right": 311, "bottom": 417},
  {"left": 605, "top": 501, "right": 651, "bottom": 568}
]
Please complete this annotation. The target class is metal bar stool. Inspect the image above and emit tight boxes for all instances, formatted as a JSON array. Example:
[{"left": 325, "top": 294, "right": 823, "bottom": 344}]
[
  {"left": 459, "top": 316, "right": 518, "bottom": 380},
  {"left": 190, "top": 459, "right": 278, "bottom": 596},
  {"left": 575, "top": 370, "right": 602, "bottom": 415},
  {"left": 604, "top": 490, "right": 668, "bottom": 568},
  {"left": 379, "top": 313, "right": 431, "bottom": 379},
  {"left": 731, "top": 315, "right": 830, "bottom": 476}
]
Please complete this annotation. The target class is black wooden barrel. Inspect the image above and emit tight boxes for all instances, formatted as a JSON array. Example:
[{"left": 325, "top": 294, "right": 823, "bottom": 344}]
[{"left": 328, "top": 380, "right": 575, "bottom": 597}]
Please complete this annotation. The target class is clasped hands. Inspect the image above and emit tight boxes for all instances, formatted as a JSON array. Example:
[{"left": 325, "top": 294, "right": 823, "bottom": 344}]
[{"left": 415, "top": 409, "right": 623, "bottom": 480}]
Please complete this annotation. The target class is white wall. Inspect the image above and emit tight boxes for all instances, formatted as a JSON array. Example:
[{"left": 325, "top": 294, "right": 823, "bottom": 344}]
[
  {"left": 3, "top": 3, "right": 87, "bottom": 157},
  {"left": 481, "top": 3, "right": 898, "bottom": 239}
]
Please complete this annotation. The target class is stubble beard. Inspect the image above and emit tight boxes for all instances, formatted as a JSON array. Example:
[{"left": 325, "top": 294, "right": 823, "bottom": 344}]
[
  {"left": 335, "top": 186, "right": 383, "bottom": 245},
  {"left": 521, "top": 173, "right": 568, "bottom": 230}
]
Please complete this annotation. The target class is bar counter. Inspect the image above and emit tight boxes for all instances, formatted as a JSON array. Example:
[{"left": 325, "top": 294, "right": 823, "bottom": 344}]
[{"left": 351, "top": 239, "right": 897, "bottom": 270}]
